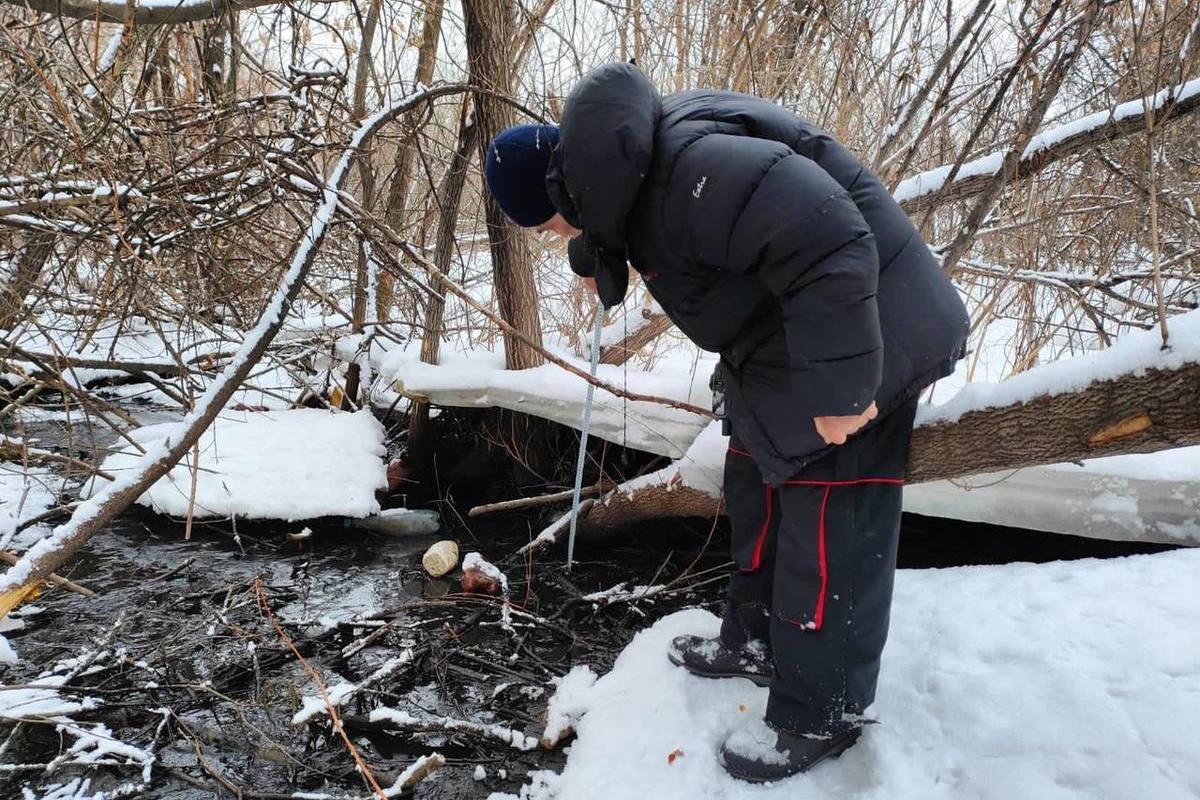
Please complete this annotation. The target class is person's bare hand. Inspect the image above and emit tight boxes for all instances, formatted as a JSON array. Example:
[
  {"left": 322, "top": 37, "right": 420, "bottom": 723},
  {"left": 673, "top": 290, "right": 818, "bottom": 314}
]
[
  {"left": 813, "top": 402, "right": 878, "bottom": 446},
  {"left": 581, "top": 276, "right": 597, "bottom": 296}
]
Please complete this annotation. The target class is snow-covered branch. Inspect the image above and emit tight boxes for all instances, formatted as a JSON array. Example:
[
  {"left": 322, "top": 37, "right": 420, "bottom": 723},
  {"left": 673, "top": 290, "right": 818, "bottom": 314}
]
[
  {"left": 0, "top": 0, "right": 317, "bottom": 25},
  {"left": 367, "top": 707, "right": 540, "bottom": 751},
  {"left": 292, "top": 651, "right": 413, "bottom": 726},
  {"left": 895, "top": 75, "right": 1200, "bottom": 212},
  {"left": 0, "top": 84, "right": 472, "bottom": 598}
]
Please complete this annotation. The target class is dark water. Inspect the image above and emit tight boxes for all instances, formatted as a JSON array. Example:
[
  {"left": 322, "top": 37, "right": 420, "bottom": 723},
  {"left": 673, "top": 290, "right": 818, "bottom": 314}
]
[
  {"left": 0, "top": 403, "right": 732, "bottom": 798},
  {"left": 0, "top": 401, "right": 1175, "bottom": 799},
  {"left": 898, "top": 513, "right": 1176, "bottom": 568}
]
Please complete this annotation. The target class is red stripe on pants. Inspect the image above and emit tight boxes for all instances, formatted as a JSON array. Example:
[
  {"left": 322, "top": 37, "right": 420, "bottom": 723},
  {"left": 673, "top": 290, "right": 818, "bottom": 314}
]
[
  {"left": 814, "top": 484, "right": 832, "bottom": 629},
  {"left": 780, "top": 478, "right": 905, "bottom": 630},
  {"left": 740, "top": 485, "right": 773, "bottom": 573}
]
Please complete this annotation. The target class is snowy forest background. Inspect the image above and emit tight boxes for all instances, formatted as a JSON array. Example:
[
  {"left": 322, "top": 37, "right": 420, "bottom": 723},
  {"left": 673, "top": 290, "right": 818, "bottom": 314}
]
[
  {"left": 0, "top": 0, "right": 1199, "bottom": 798},
  {"left": 3, "top": 0, "right": 1198, "bottom": 403}
]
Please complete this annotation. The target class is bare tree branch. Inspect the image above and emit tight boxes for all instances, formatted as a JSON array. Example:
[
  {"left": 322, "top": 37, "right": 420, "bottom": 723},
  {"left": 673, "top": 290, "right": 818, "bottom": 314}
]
[{"left": 0, "top": 0, "right": 321, "bottom": 25}]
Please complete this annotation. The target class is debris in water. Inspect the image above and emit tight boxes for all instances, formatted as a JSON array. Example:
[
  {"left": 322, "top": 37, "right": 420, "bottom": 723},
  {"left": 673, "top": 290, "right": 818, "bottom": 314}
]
[
  {"left": 462, "top": 551, "right": 507, "bottom": 595},
  {"left": 422, "top": 539, "right": 460, "bottom": 577},
  {"left": 345, "top": 507, "right": 441, "bottom": 537}
]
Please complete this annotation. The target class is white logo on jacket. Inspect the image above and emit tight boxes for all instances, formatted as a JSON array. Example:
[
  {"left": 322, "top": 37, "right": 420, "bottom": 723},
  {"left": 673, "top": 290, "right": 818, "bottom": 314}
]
[{"left": 692, "top": 176, "right": 707, "bottom": 198}]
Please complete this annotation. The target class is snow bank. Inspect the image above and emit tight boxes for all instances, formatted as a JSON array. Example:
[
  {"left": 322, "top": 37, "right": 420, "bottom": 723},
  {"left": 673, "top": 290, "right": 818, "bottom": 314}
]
[
  {"left": 497, "top": 549, "right": 1200, "bottom": 800},
  {"left": 81, "top": 409, "right": 386, "bottom": 521},
  {"left": 380, "top": 350, "right": 713, "bottom": 459},
  {"left": 541, "top": 666, "right": 598, "bottom": 746},
  {"left": 907, "top": 446, "right": 1200, "bottom": 544}
]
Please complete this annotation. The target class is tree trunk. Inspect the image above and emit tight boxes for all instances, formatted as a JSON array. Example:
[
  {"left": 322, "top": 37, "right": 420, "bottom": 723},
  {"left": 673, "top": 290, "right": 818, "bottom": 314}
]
[
  {"left": 584, "top": 360, "right": 1200, "bottom": 529},
  {"left": 906, "top": 363, "right": 1200, "bottom": 482},
  {"left": 461, "top": 0, "right": 544, "bottom": 370},
  {"left": 199, "top": 16, "right": 228, "bottom": 105},
  {"left": 897, "top": 74, "right": 1200, "bottom": 215},
  {"left": 0, "top": 233, "right": 55, "bottom": 331},
  {"left": 938, "top": 0, "right": 1103, "bottom": 274},
  {"left": 407, "top": 105, "right": 479, "bottom": 455},
  {"left": 377, "top": 0, "right": 445, "bottom": 323},
  {"left": 343, "top": 0, "right": 385, "bottom": 408}
]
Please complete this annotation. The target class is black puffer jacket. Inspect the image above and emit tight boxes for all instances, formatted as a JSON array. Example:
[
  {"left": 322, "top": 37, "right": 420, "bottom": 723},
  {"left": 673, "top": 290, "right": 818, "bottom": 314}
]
[{"left": 546, "top": 63, "right": 969, "bottom": 484}]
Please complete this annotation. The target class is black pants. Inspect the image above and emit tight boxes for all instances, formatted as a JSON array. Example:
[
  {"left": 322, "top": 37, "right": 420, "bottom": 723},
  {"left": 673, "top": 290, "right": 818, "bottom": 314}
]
[{"left": 720, "top": 399, "right": 917, "bottom": 734}]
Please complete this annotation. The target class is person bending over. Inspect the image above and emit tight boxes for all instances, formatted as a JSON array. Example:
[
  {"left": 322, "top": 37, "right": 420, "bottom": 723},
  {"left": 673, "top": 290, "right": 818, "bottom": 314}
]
[{"left": 483, "top": 62, "right": 969, "bottom": 783}]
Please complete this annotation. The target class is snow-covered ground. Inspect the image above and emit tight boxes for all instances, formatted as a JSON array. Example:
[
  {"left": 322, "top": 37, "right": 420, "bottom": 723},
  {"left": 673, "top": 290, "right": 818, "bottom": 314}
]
[
  {"left": 80, "top": 408, "right": 387, "bottom": 521},
  {"left": 497, "top": 549, "right": 1200, "bottom": 800}
]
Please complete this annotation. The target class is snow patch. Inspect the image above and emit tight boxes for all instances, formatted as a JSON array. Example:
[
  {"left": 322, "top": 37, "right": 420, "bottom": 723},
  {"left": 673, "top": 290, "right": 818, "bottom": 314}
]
[
  {"left": 541, "top": 665, "right": 598, "bottom": 746},
  {"left": 81, "top": 408, "right": 387, "bottom": 521},
  {"left": 498, "top": 550, "right": 1200, "bottom": 800}
]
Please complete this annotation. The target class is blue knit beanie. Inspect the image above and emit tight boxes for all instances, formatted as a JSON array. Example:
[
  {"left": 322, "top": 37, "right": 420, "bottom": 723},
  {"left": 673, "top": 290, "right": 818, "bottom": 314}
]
[{"left": 484, "top": 123, "right": 560, "bottom": 227}]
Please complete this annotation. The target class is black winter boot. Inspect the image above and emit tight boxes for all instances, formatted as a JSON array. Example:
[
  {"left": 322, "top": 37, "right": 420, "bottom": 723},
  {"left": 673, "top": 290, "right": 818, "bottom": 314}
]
[
  {"left": 720, "top": 719, "right": 862, "bottom": 783},
  {"left": 667, "top": 634, "right": 773, "bottom": 687}
]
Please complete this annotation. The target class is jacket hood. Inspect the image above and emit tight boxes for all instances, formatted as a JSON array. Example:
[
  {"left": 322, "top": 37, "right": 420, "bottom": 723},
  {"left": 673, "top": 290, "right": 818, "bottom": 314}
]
[{"left": 546, "top": 62, "right": 661, "bottom": 307}]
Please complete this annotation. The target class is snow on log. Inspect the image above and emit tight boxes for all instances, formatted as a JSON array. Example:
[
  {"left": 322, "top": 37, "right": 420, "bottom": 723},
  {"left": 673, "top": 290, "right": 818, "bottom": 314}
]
[
  {"left": 80, "top": 409, "right": 387, "bottom": 521},
  {"left": 381, "top": 352, "right": 713, "bottom": 459},
  {"left": 586, "top": 311, "right": 1200, "bottom": 542},
  {"left": 0, "top": 85, "right": 472, "bottom": 597},
  {"left": 895, "top": 75, "right": 1200, "bottom": 212},
  {"left": 584, "top": 421, "right": 724, "bottom": 530},
  {"left": 0, "top": 0, "right": 301, "bottom": 25},
  {"left": 909, "top": 308, "right": 1200, "bottom": 478}
]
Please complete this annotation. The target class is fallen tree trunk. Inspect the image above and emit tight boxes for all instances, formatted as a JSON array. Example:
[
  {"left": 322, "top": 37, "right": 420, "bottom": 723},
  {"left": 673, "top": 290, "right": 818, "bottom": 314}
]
[
  {"left": 585, "top": 358, "right": 1200, "bottom": 530},
  {"left": 906, "top": 363, "right": 1200, "bottom": 483}
]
